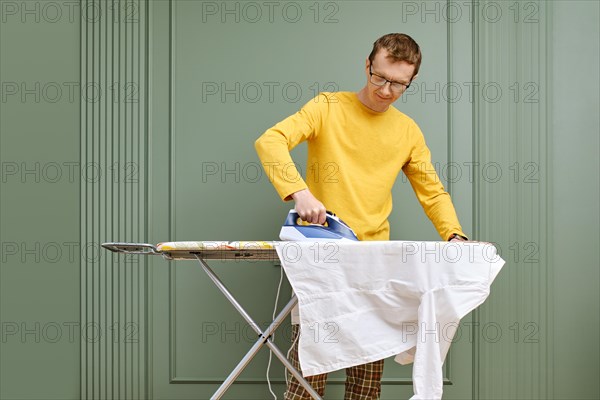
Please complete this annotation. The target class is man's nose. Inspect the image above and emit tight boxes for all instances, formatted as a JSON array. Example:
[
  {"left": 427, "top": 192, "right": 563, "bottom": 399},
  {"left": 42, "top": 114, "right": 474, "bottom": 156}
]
[{"left": 380, "top": 82, "right": 393, "bottom": 96}]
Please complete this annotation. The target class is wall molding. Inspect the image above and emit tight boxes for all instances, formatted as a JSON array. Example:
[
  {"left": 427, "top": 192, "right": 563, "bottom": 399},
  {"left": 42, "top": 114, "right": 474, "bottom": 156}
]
[
  {"left": 472, "top": 1, "right": 551, "bottom": 398},
  {"left": 163, "top": 0, "right": 471, "bottom": 388},
  {"left": 81, "top": 1, "right": 150, "bottom": 398}
]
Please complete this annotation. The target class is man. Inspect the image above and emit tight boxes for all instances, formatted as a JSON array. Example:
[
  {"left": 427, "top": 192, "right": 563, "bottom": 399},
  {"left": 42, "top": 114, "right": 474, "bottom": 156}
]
[{"left": 255, "top": 33, "right": 467, "bottom": 400}]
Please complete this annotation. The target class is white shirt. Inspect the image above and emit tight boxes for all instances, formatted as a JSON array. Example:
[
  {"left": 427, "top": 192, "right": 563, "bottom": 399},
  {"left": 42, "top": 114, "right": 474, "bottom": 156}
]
[{"left": 275, "top": 241, "right": 505, "bottom": 400}]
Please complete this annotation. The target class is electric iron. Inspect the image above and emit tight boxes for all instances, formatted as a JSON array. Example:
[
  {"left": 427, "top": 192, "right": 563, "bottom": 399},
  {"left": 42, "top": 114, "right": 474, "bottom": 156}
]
[{"left": 279, "top": 210, "right": 359, "bottom": 241}]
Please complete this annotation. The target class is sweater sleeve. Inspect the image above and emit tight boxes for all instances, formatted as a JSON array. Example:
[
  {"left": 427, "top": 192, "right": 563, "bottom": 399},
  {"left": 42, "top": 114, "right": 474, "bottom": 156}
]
[
  {"left": 254, "top": 93, "right": 328, "bottom": 201},
  {"left": 402, "top": 121, "right": 468, "bottom": 241}
]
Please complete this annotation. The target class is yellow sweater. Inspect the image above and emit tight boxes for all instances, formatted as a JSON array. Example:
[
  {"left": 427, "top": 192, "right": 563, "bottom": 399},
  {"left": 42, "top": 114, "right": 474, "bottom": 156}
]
[{"left": 255, "top": 92, "right": 467, "bottom": 241}]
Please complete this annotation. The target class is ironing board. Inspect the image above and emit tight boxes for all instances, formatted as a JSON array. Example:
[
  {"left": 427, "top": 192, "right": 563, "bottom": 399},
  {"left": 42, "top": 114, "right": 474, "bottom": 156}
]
[{"left": 102, "top": 241, "right": 322, "bottom": 400}]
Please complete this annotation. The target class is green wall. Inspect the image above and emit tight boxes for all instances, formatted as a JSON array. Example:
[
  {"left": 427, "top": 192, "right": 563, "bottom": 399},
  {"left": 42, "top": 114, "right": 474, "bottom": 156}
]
[
  {"left": 1, "top": 1, "right": 598, "bottom": 399},
  {"left": 0, "top": 0, "right": 81, "bottom": 398},
  {"left": 550, "top": 1, "right": 599, "bottom": 398}
]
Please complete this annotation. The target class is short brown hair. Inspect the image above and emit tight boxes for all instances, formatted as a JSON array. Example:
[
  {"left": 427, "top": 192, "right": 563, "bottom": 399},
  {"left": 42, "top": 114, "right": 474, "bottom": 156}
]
[{"left": 368, "top": 33, "right": 422, "bottom": 77}]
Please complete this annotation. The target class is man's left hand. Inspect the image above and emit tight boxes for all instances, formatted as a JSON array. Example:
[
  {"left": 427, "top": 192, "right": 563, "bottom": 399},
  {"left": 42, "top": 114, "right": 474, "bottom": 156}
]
[{"left": 449, "top": 233, "right": 468, "bottom": 242}]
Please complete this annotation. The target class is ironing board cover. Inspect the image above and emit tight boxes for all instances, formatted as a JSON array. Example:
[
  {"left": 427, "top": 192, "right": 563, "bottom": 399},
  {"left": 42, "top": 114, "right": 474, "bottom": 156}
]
[
  {"left": 152, "top": 241, "right": 277, "bottom": 260},
  {"left": 156, "top": 241, "right": 275, "bottom": 251}
]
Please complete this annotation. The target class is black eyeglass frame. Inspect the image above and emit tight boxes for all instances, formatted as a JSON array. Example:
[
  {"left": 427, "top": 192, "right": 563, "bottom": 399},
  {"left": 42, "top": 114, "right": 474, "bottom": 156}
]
[{"left": 368, "top": 64, "right": 412, "bottom": 92}]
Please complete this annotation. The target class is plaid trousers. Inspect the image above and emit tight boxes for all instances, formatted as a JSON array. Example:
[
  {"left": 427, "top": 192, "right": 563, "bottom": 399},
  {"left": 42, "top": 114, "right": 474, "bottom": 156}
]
[{"left": 284, "top": 324, "right": 384, "bottom": 400}]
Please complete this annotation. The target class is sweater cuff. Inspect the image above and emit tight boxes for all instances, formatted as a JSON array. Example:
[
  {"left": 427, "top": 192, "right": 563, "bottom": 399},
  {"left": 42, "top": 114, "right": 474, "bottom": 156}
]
[{"left": 447, "top": 233, "right": 469, "bottom": 241}]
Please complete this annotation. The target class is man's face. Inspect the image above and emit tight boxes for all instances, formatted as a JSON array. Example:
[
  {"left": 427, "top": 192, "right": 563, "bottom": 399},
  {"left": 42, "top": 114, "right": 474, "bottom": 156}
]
[{"left": 363, "top": 49, "right": 416, "bottom": 112}]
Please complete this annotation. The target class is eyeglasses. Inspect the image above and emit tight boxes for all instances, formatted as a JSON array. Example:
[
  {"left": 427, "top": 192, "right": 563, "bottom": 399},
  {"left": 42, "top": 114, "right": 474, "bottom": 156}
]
[{"left": 369, "top": 65, "right": 411, "bottom": 92}]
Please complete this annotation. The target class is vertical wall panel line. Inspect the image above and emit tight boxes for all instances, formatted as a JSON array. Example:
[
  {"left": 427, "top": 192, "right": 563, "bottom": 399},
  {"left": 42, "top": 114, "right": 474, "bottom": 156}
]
[
  {"left": 81, "top": 1, "right": 150, "bottom": 399},
  {"left": 110, "top": 1, "right": 116, "bottom": 396},
  {"left": 475, "top": 1, "right": 550, "bottom": 398},
  {"left": 543, "top": 2, "right": 554, "bottom": 398},
  {"left": 168, "top": 0, "right": 175, "bottom": 383},
  {"left": 471, "top": 0, "right": 481, "bottom": 397},
  {"left": 118, "top": 2, "right": 124, "bottom": 396},
  {"left": 146, "top": 0, "right": 153, "bottom": 392},
  {"left": 80, "top": 0, "right": 88, "bottom": 397}
]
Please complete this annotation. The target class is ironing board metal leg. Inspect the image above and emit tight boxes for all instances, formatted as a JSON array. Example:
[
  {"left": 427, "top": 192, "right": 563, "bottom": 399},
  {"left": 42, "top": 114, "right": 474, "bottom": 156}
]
[
  {"left": 210, "top": 297, "right": 296, "bottom": 399},
  {"left": 194, "top": 256, "right": 322, "bottom": 400},
  {"left": 209, "top": 337, "right": 266, "bottom": 399},
  {"left": 195, "top": 255, "right": 262, "bottom": 333},
  {"left": 211, "top": 298, "right": 322, "bottom": 400}
]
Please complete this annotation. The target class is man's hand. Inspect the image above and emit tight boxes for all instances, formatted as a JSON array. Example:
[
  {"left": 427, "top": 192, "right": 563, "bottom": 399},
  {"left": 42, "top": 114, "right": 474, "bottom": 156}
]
[
  {"left": 449, "top": 233, "right": 468, "bottom": 242},
  {"left": 291, "top": 189, "right": 327, "bottom": 224}
]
